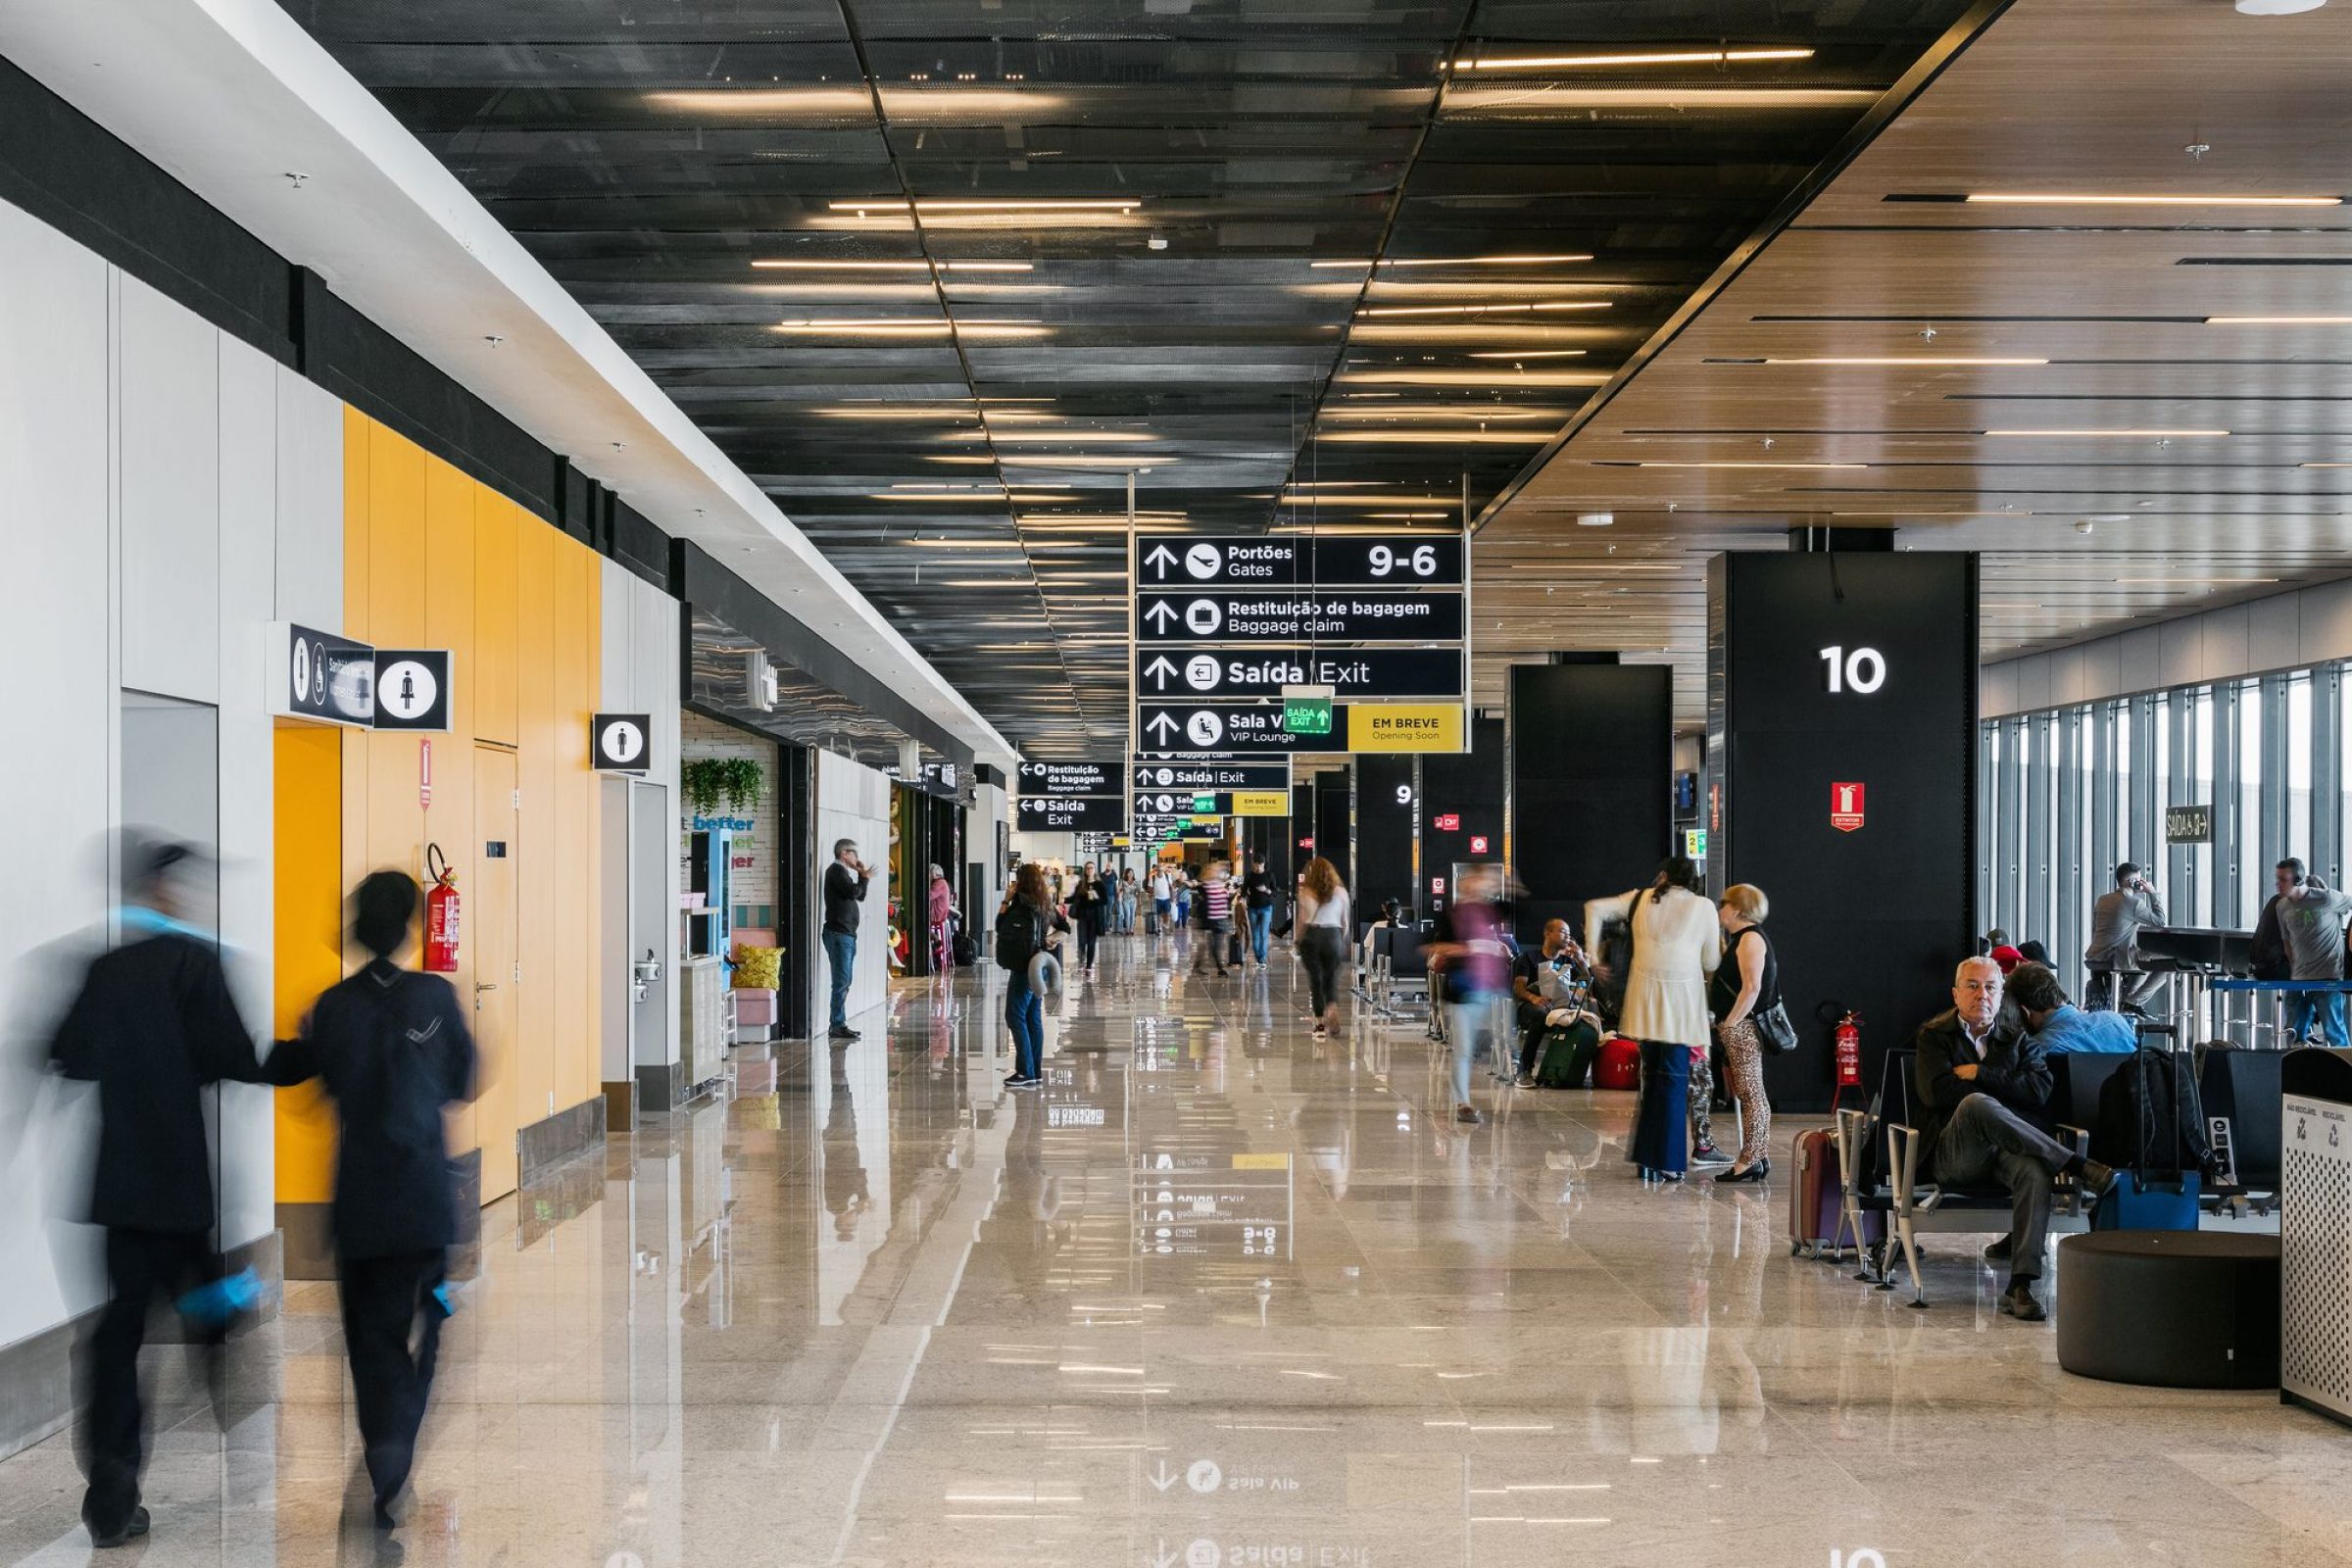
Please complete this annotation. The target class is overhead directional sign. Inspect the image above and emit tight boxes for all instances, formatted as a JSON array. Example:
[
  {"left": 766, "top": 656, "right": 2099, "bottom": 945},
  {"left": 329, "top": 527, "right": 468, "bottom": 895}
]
[
  {"left": 1139, "top": 703, "right": 1462, "bottom": 757},
  {"left": 1017, "top": 760, "right": 1116, "bottom": 796},
  {"left": 1015, "top": 758, "right": 1125, "bottom": 833},
  {"left": 1016, "top": 793, "right": 1126, "bottom": 832},
  {"left": 1135, "top": 647, "right": 1462, "bottom": 700},
  {"left": 1129, "top": 760, "right": 1291, "bottom": 794},
  {"left": 1129, "top": 790, "right": 1286, "bottom": 818},
  {"left": 1137, "top": 591, "right": 1462, "bottom": 645},
  {"left": 1135, "top": 535, "right": 1464, "bottom": 588}
]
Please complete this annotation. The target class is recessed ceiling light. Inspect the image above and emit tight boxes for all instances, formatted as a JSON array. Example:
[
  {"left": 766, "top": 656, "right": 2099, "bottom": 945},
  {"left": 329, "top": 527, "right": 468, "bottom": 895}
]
[
  {"left": 1628, "top": 461, "right": 1866, "bottom": 470},
  {"left": 1983, "top": 427, "right": 2228, "bottom": 437},
  {"left": 2207, "top": 315, "right": 2352, "bottom": 324},
  {"left": 1457, "top": 47, "right": 1814, "bottom": 71},
  {"left": 2236, "top": 0, "right": 2327, "bottom": 15},
  {"left": 1466, "top": 349, "right": 1591, "bottom": 359},
  {"left": 1749, "top": 356, "right": 2049, "bottom": 367},
  {"left": 1317, "top": 428, "right": 1554, "bottom": 444},
  {"left": 828, "top": 198, "right": 1140, "bottom": 213},
  {"left": 1310, "top": 254, "right": 1595, "bottom": 269},
  {"left": 1963, "top": 192, "right": 2342, "bottom": 207},
  {"left": 1338, "top": 369, "right": 1608, "bottom": 387},
  {"left": 1577, "top": 513, "right": 1614, "bottom": 527},
  {"left": 1356, "top": 301, "right": 1612, "bottom": 318}
]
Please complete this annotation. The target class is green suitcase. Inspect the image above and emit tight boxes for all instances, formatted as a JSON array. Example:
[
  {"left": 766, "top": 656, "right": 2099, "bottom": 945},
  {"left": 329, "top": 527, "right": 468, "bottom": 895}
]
[{"left": 1535, "top": 1018, "right": 1600, "bottom": 1088}]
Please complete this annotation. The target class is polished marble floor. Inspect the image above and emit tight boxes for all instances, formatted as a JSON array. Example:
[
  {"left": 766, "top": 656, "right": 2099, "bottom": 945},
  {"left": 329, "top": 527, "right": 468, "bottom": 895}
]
[{"left": 2, "top": 927, "right": 2347, "bottom": 1566}]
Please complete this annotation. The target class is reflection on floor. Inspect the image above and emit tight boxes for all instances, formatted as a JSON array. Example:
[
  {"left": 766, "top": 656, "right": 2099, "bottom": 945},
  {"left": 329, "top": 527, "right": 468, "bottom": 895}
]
[{"left": 1, "top": 928, "right": 2347, "bottom": 1566}]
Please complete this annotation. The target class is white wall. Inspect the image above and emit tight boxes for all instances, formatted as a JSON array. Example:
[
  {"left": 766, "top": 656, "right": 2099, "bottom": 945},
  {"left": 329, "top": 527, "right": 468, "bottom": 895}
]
[
  {"left": 598, "top": 561, "right": 681, "bottom": 1081},
  {"left": 1984, "top": 578, "right": 2352, "bottom": 717},
  {"left": 971, "top": 779, "right": 1008, "bottom": 920},
  {"left": 811, "top": 748, "right": 892, "bottom": 1030},
  {"left": 0, "top": 194, "right": 343, "bottom": 1357}
]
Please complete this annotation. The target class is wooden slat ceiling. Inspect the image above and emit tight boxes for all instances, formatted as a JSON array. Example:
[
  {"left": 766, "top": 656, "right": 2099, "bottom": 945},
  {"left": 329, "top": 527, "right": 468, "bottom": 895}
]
[
  {"left": 1483, "top": 0, "right": 2352, "bottom": 730},
  {"left": 278, "top": 0, "right": 1981, "bottom": 757}
]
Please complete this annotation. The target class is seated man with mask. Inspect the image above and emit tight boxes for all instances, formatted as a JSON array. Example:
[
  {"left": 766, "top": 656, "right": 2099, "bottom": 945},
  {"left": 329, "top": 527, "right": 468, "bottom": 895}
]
[{"left": 1913, "top": 956, "right": 2117, "bottom": 1322}]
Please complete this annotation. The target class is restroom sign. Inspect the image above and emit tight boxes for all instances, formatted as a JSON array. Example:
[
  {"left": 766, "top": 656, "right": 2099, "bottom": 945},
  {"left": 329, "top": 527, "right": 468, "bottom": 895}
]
[
  {"left": 1830, "top": 780, "right": 1866, "bottom": 833},
  {"left": 592, "top": 712, "right": 652, "bottom": 772},
  {"left": 371, "top": 650, "right": 453, "bottom": 732}
]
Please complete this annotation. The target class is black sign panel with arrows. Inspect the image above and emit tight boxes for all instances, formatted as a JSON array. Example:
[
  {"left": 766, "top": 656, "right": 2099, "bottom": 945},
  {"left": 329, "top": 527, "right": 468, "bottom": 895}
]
[
  {"left": 1129, "top": 760, "right": 1291, "bottom": 793},
  {"left": 1136, "top": 592, "right": 1462, "bottom": 645},
  {"left": 1015, "top": 795, "right": 1126, "bottom": 832},
  {"left": 1136, "top": 647, "right": 1462, "bottom": 700},
  {"left": 1135, "top": 535, "right": 1465, "bottom": 588},
  {"left": 1017, "top": 760, "right": 1117, "bottom": 796},
  {"left": 1138, "top": 704, "right": 1350, "bottom": 756}
]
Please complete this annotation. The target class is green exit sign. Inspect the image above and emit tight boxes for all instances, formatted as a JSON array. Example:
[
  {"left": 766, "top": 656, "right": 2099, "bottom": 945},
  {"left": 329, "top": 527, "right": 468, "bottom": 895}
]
[
  {"left": 1283, "top": 696, "right": 1334, "bottom": 735},
  {"left": 1192, "top": 793, "right": 1217, "bottom": 812}
]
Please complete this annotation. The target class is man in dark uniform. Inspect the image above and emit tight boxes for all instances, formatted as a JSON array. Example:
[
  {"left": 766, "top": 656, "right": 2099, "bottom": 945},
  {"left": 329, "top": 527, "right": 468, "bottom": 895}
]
[
  {"left": 261, "top": 870, "right": 475, "bottom": 1530},
  {"left": 47, "top": 840, "right": 270, "bottom": 1548}
]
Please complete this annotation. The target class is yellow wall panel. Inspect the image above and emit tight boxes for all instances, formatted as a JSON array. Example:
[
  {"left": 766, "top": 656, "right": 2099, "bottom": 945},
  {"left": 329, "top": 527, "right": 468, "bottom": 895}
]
[
  {"left": 317, "top": 410, "right": 612, "bottom": 1217},
  {"left": 342, "top": 405, "right": 370, "bottom": 640},
  {"left": 514, "top": 518, "right": 558, "bottom": 1127},
  {"left": 366, "top": 423, "right": 427, "bottom": 648},
  {"left": 272, "top": 723, "right": 342, "bottom": 1204},
  {"left": 473, "top": 491, "right": 517, "bottom": 746}
]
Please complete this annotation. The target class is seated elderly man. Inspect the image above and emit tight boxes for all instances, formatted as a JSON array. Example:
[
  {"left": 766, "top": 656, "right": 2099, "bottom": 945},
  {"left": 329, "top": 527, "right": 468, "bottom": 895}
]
[
  {"left": 1913, "top": 956, "right": 2117, "bottom": 1322},
  {"left": 2006, "top": 961, "right": 2138, "bottom": 1054}
]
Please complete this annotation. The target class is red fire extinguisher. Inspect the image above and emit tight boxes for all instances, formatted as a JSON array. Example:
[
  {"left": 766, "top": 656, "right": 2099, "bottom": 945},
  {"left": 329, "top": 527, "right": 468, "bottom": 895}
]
[
  {"left": 1832, "top": 1008, "right": 1863, "bottom": 1110},
  {"left": 424, "top": 843, "right": 461, "bottom": 974}
]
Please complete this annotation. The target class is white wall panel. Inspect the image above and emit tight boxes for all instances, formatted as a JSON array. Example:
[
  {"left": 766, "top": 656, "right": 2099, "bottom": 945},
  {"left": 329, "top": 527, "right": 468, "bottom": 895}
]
[
  {"left": 216, "top": 335, "right": 277, "bottom": 1250},
  {"left": 2118, "top": 627, "right": 2162, "bottom": 695},
  {"left": 2013, "top": 654, "right": 2051, "bottom": 712},
  {"left": 1980, "top": 662, "right": 2019, "bottom": 718},
  {"left": 117, "top": 273, "right": 219, "bottom": 702},
  {"left": 2248, "top": 593, "right": 2301, "bottom": 675},
  {"left": 600, "top": 561, "right": 683, "bottom": 1071},
  {"left": 2200, "top": 604, "right": 2250, "bottom": 685},
  {"left": 273, "top": 368, "right": 343, "bottom": 628},
  {"left": 0, "top": 199, "right": 114, "bottom": 1350},
  {"left": 812, "top": 747, "right": 891, "bottom": 1029},
  {"left": 2157, "top": 618, "right": 2202, "bottom": 689},
  {"left": 2303, "top": 579, "right": 2352, "bottom": 667}
]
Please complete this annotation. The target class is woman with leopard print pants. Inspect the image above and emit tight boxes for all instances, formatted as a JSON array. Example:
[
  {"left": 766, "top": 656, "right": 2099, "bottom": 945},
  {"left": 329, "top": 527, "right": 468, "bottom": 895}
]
[{"left": 1708, "top": 884, "right": 1779, "bottom": 1182}]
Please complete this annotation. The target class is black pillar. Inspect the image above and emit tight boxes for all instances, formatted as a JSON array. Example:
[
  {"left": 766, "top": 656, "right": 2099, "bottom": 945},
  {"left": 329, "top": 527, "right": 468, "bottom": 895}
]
[
  {"left": 1506, "top": 662, "right": 1673, "bottom": 948},
  {"left": 1312, "top": 770, "right": 1352, "bottom": 894},
  {"left": 1355, "top": 756, "right": 1417, "bottom": 922},
  {"left": 1420, "top": 713, "right": 1506, "bottom": 910},
  {"left": 1709, "top": 550, "right": 1979, "bottom": 1112}
]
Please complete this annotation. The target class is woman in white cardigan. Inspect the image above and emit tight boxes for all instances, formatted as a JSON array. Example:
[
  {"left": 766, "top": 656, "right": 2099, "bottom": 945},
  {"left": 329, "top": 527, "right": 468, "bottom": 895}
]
[{"left": 1587, "top": 858, "right": 1721, "bottom": 1180}]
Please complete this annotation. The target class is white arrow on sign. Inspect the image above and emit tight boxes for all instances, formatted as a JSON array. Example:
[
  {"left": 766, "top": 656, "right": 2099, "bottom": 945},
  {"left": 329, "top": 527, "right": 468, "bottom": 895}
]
[
  {"left": 1144, "top": 601, "right": 1179, "bottom": 631},
  {"left": 1144, "top": 711, "right": 1179, "bottom": 743},
  {"left": 1144, "top": 544, "right": 1179, "bottom": 578},
  {"left": 1143, "top": 655, "right": 1179, "bottom": 690},
  {"left": 1146, "top": 1459, "right": 1179, "bottom": 1493},
  {"left": 1148, "top": 1542, "right": 1180, "bottom": 1568}
]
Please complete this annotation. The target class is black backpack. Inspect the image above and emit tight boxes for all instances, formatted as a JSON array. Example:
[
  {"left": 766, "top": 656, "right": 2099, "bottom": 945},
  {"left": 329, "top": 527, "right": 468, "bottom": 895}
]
[
  {"left": 2091, "top": 1046, "right": 2213, "bottom": 1177},
  {"left": 994, "top": 902, "right": 1041, "bottom": 973}
]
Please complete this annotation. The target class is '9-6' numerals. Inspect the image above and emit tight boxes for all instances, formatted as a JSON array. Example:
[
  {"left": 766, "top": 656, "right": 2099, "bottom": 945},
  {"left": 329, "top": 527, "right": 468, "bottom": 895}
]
[{"left": 1365, "top": 544, "right": 1440, "bottom": 578}]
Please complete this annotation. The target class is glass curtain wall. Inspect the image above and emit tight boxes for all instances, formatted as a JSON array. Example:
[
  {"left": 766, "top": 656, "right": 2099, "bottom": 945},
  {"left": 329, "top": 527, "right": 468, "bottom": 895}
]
[{"left": 1980, "top": 661, "right": 2345, "bottom": 999}]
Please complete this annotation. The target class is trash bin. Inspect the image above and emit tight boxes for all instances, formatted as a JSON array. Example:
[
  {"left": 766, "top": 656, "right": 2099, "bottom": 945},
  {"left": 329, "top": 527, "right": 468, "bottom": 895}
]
[{"left": 2281, "top": 1047, "right": 2352, "bottom": 1427}]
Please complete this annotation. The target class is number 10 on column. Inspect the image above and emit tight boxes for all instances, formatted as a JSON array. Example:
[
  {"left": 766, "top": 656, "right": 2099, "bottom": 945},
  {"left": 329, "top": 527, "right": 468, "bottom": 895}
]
[{"left": 1818, "top": 644, "right": 1886, "bottom": 695}]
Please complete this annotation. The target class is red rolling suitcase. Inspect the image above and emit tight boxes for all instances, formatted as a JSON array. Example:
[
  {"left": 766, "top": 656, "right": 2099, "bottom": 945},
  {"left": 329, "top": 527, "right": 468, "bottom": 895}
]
[
  {"left": 1788, "top": 1126, "right": 1881, "bottom": 1259},
  {"left": 1592, "top": 1034, "right": 1641, "bottom": 1090}
]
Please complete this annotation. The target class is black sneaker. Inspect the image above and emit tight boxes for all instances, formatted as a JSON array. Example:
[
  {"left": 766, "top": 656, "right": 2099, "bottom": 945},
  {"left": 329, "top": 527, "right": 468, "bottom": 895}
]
[
  {"left": 90, "top": 1507, "right": 151, "bottom": 1548},
  {"left": 1998, "top": 1280, "right": 2046, "bottom": 1322},
  {"left": 829, "top": 1026, "right": 860, "bottom": 1042},
  {"left": 1455, "top": 1104, "right": 1481, "bottom": 1125}
]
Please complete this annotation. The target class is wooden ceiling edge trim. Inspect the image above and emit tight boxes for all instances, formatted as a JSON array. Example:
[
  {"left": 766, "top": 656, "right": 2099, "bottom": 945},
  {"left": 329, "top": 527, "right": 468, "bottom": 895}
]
[{"left": 1467, "top": 0, "right": 2023, "bottom": 538}]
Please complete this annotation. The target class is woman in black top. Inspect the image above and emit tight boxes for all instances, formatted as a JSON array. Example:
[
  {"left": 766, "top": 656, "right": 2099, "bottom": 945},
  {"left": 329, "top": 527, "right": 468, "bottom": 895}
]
[
  {"left": 1710, "top": 883, "right": 1779, "bottom": 1181},
  {"left": 1068, "top": 863, "right": 1107, "bottom": 976},
  {"left": 263, "top": 870, "right": 476, "bottom": 1528}
]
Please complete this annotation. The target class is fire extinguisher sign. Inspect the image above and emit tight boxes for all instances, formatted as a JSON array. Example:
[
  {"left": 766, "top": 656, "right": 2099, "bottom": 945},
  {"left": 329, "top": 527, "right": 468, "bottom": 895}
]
[{"left": 1830, "top": 780, "right": 1866, "bottom": 833}]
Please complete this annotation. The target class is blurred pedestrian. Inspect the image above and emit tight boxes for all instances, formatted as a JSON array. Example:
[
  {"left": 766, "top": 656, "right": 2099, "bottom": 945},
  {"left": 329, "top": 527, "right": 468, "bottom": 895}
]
[
  {"left": 1296, "top": 857, "right": 1351, "bottom": 1039},
  {"left": 1428, "top": 865, "right": 1511, "bottom": 1126},
  {"left": 261, "top": 870, "right": 475, "bottom": 1530},
  {"left": 47, "top": 838, "right": 271, "bottom": 1548}
]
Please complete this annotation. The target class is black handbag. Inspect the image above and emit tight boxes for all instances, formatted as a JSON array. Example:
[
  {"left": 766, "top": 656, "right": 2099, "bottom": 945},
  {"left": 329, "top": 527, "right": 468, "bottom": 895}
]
[{"left": 1751, "top": 999, "right": 1799, "bottom": 1056}]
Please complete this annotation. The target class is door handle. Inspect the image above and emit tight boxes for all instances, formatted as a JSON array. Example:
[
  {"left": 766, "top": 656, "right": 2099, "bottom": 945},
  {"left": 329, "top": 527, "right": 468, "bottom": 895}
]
[{"left": 475, "top": 982, "right": 500, "bottom": 993}]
